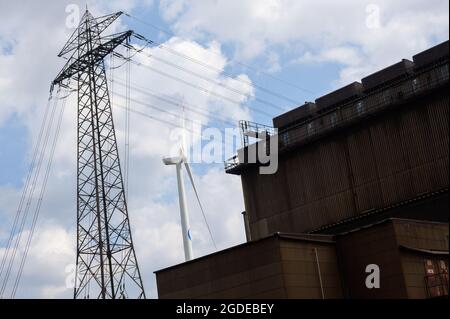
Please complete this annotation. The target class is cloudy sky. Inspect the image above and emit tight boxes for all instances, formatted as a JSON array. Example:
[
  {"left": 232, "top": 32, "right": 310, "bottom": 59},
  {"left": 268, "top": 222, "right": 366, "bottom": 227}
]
[{"left": 0, "top": 0, "right": 448, "bottom": 298}]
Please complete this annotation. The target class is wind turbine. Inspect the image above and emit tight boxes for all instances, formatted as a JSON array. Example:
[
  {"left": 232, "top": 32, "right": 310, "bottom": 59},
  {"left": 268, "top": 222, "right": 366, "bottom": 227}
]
[
  {"left": 163, "top": 105, "right": 215, "bottom": 262},
  {"left": 163, "top": 152, "right": 194, "bottom": 261}
]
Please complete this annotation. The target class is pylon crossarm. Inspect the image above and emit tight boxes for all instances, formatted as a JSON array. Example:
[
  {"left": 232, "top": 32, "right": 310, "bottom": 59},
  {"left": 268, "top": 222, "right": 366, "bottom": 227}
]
[
  {"left": 53, "top": 30, "right": 133, "bottom": 86},
  {"left": 58, "top": 11, "right": 123, "bottom": 57},
  {"left": 93, "top": 12, "right": 124, "bottom": 33}
]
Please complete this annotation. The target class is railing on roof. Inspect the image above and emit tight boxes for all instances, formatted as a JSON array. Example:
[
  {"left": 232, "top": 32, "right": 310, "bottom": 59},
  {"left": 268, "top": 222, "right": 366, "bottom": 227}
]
[
  {"left": 277, "top": 61, "right": 449, "bottom": 150},
  {"left": 224, "top": 60, "right": 449, "bottom": 172},
  {"left": 239, "top": 120, "right": 276, "bottom": 147},
  {"left": 224, "top": 155, "right": 240, "bottom": 171},
  {"left": 224, "top": 121, "right": 276, "bottom": 171}
]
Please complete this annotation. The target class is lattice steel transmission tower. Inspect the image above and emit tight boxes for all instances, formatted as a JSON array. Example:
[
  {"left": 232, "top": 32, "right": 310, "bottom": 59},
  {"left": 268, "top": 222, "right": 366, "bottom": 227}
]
[{"left": 52, "top": 9, "right": 145, "bottom": 299}]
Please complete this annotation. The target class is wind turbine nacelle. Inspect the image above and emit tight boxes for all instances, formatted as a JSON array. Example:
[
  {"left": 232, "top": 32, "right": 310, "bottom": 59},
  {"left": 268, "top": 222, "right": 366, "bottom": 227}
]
[{"left": 162, "top": 156, "right": 185, "bottom": 165}]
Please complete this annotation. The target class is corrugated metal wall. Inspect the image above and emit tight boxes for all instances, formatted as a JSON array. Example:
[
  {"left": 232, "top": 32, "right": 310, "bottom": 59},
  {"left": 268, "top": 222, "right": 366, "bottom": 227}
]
[{"left": 242, "top": 89, "right": 449, "bottom": 239}]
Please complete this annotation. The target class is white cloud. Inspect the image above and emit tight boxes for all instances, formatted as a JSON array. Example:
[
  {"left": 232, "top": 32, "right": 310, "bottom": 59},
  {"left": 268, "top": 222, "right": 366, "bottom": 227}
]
[
  {"left": 296, "top": 46, "right": 363, "bottom": 67},
  {"left": 160, "top": 0, "right": 449, "bottom": 85},
  {"left": 0, "top": 224, "right": 75, "bottom": 298}
]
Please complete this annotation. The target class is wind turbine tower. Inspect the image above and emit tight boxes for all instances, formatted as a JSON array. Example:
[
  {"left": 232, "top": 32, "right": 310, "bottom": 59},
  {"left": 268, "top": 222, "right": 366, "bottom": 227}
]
[
  {"left": 163, "top": 152, "right": 194, "bottom": 261},
  {"left": 163, "top": 106, "right": 205, "bottom": 262}
]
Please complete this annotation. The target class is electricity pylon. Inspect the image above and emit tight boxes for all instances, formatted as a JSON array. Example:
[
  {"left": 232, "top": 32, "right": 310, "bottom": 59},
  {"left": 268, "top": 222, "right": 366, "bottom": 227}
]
[{"left": 52, "top": 9, "right": 145, "bottom": 299}]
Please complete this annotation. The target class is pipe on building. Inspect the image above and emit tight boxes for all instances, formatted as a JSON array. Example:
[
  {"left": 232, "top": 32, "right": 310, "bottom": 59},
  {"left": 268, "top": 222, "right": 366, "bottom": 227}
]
[
  {"left": 314, "top": 247, "right": 325, "bottom": 299},
  {"left": 242, "top": 211, "right": 252, "bottom": 242}
]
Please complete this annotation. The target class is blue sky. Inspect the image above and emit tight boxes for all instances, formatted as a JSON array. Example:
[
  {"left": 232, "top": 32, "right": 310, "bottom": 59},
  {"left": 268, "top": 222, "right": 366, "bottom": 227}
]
[
  {"left": 0, "top": 0, "right": 448, "bottom": 298},
  {"left": 0, "top": 114, "right": 28, "bottom": 187}
]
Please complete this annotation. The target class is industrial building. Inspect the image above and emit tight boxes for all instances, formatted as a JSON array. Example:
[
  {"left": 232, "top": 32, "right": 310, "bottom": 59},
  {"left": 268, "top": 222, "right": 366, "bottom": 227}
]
[{"left": 155, "top": 40, "right": 449, "bottom": 299}]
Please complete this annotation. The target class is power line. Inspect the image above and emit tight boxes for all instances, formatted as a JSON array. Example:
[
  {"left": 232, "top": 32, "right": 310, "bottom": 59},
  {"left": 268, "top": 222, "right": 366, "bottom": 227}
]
[
  {"left": 67, "top": 66, "right": 245, "bottom": 129},
  {"left": 110, "top": 54, "right": 115, "bottom": 116},
  {"left": 130, "top": 34, "right": 304, "bottom": 106},
  {"left": 125, "top": 43, "right": 289, "bottom": 113},
  {"left": 152, "top": 41, "right": 306, "bottom": 104},
  {"left": 114, "top": 103, "right": 182, "bottom": 128},
  {"left": 0, "top": 94, "right": 53, "bottom": 287},
  {"left": 124, "top": 43, "right": 131, "bottom": 197},
  {"left": 112, "top": 102, "right": 241, "bottom": 152},
  {"left": 114, "top": 78, "right": 239, "bottom": 128},
  {"left": 0, "top": 89, "right": 61, "bottom": 298},
  {"left": 123, "top": 12, "right": 315, "bottom": 95},
  {"left": 116, "top": 54, "right": 275, "bottom": 119},
  {"left": 11, "top": 93, "right": 68, "bottom": 298},
  {"left": 114, "top": 91, "right": 211, "bottom": 126}
]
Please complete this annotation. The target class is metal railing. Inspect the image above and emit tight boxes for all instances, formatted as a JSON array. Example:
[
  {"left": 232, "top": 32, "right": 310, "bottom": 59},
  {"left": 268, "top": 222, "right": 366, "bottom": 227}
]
[
  {"left": 278, "top": 62, "right": 449, "bottom": 149},
  {"left": 224, "top": 155, "right": 240, "bottom": 171},
  {"left": 239, "top": 120, "right": 276, "bottom": 147},
  {"left": 224, "top": 120, "right": 276, "bottom": 171},
  {"left": 224, "top": 61, "right": 449, "bottom": 171}
]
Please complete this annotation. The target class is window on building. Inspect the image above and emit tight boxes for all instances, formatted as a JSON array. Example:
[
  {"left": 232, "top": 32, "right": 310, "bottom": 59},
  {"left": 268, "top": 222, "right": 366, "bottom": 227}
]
[
  {"left": 307, "top": 122, "right": 314, "bottom": 135},
  {"left": 424, "top": 259, "right": 449, "bottom": 298},
  {"left": 330, "top": 112, "right": 337, "bottom": 127},
  {"left": 356, "top": 101, "right": 365, "bottom": 115},
  {"left": 439, "top": 64, "right": 449, "bottom": 80},
  {"left": 281, "top": 132, "right": 290, "bottom": 145},
  {"left": 383, "top": 89, "right": 392, "bottom": 104},
  {"left": 412, "top": 78, "right": 420, "bottom": 93}
]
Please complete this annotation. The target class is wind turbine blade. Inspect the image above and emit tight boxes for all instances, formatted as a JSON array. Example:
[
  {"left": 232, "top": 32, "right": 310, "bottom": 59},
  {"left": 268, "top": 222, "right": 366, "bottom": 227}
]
[
  {"left": 181, "top": 99, "right": 187, "bottom": 156},
  {"left": 184, "top": 162, "right": 217, "bottom": 250}
]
